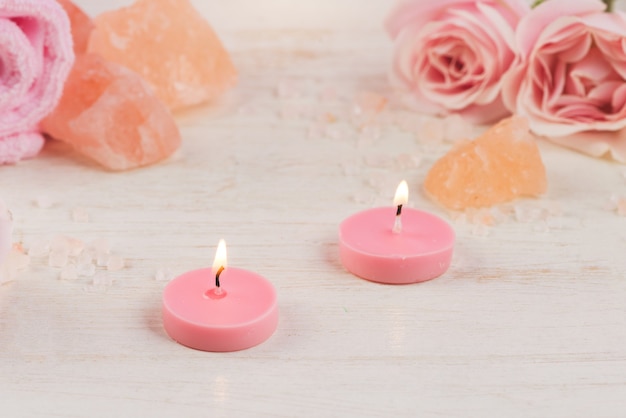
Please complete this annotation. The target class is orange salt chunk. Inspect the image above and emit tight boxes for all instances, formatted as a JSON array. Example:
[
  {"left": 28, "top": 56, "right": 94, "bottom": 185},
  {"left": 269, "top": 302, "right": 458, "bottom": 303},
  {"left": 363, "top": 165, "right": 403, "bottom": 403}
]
[
  {"left": 56, "top": 0, "right": 94, "bottom": 54},
  {"left": 424, "top": 116, "right": 547, "bottom": 210},
  {"left": 87, "top": 0, "right": 237, "bottom": 111},
  {"left": 41, "top": 54, "right": 181, "bottom": 171}
]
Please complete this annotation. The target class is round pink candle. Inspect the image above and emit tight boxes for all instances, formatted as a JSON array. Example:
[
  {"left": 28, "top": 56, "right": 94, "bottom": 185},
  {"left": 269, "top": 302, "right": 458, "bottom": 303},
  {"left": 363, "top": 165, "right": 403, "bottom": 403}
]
[
  {"left": 339, "top": 181, "right": 455, "bottom": 284},
  {"left": 162, "top": 240, "right": 278, "bottom": 352}
]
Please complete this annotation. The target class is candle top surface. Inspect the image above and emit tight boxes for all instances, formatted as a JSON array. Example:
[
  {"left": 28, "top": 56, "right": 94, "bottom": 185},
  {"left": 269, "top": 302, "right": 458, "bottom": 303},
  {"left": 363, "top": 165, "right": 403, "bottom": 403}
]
[
  {"left": 340, "top": 207, "right": 455, "bottom": 256},
  {"left": 163, "top": 267, "right": 277, "bottom": 327}
]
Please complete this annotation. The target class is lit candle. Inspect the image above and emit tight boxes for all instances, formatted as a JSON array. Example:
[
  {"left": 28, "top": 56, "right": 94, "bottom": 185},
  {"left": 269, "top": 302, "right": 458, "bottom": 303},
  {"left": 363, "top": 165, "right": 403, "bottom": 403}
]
[
  {"left": 162, "top": 239, "right": 278, "bottom": 352},
  {"left": 339, "top": 181, "right": 455, "bottom": 284}
]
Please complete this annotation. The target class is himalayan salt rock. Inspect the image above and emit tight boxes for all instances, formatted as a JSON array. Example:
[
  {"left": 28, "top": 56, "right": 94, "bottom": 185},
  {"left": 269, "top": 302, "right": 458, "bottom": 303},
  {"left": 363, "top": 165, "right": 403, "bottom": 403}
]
[
  {"left": 88, "top": 0, "right": 237, "bottom": 110},
  {"left": 41, "top": 54, "right": 181, "bottom": 171},
  {"left": 56, "top": 0, "right": 94, "bottom": 54},
  {"left": 424, "top": 117, "right": 547, "bottom": 210}
]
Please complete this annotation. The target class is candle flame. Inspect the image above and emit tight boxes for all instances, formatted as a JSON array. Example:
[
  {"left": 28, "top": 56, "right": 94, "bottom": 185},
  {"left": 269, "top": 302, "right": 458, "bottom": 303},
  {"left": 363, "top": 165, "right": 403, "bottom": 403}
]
[
  {"left": 212, "top": 239, "right": 227, "bottom": 273},
  {"left": 393, "top": 180, "right": 409, "bottom": 207}
]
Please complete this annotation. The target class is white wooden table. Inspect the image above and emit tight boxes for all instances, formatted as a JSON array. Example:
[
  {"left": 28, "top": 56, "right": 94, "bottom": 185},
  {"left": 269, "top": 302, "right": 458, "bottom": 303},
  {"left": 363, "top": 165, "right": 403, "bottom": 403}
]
[{"left": 1, "top": 1, "right": 626, "bottom": 416}]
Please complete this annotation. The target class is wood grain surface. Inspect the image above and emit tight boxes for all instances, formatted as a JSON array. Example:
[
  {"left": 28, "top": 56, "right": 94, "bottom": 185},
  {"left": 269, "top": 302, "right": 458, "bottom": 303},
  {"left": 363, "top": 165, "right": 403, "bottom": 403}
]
[{"left": 1, "top": 1, "right": 625, "bottom": 416}]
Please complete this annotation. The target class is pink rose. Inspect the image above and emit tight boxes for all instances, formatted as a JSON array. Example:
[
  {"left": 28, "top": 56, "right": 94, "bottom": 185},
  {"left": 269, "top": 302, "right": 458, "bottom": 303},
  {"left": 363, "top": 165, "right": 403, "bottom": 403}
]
[
  {"left": 386, "top": 0, "right": 529, "bottom": 124},
  {"left": 502, "top": 0, "right": 626, "bottom": 162}
]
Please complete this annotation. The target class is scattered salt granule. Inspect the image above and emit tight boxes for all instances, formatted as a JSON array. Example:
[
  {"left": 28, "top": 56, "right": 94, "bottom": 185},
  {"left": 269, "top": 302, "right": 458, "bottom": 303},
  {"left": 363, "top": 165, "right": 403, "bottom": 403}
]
[
  {"left": 84, "top": 273, "right": 113, "bottom": 293},
  {"left": 443, "top": 114, "right": 473, "bottom": 143},
  {"left": 48, "top": 249, "right": 69, "bottom": 268},
  {"left": 352, "top": 91, "right": 387, "bottom": 116},
  {"left": 28, "top": 239, "right": 50, "bottom": 257},
  {"left": 155, "top": 264, "right": 177, "bottom": 282},
  {"left": 77, "top": 262, "right": 96, "bottom": 277},
  {"left": 279, "top": 105, "right": 300, "bottom": 120},
  {"left": 419, "top": 117, "right": 445, "bottom": 144},
  {"left": 471, "top": 224, "right": 491, "bottom": 237},
  {"left": 34, "top": 195, "right": 55, "bottom": 209},
  {"left": 358, "top": 125, "right": 381, "bottom": 142},
  {"left": 106, "top": 254, "right": 125, "bottom": 271},
  {"left": 0, "top": 245, "right": 30, "bottom": 284},
  {"left": 363, "top": 154, "right": 393, "bottom": 169},
  {"left": 72, "top": 207, "right": 89, "bottom": 222},
  {"left": 77, "top": 251, "right": 93, "bottom": 265},
  {"left": 318, "top": 86, "right": 337, "bottom": 102},
  {"left": 276, "top": 80, "right": 299, "bottom": 99},
  {"left": 65, "top": 236, "right": 85, "bottom": 257},
  {"left": 395, "top": 154, "right": 421, "bottom": 170},
  {"left": 59, "top": 264, "right": 78, "bottom": 281}
]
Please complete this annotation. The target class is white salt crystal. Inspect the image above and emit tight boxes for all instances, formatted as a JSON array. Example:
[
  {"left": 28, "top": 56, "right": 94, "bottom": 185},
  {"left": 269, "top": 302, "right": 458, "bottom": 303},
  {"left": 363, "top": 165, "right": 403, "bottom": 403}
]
[
  {"left": 276, "top": 80, "right": 298, "bottom": 99},
  {"left": 72, "top": 207, "right": 90, "bottom": 223},
  {"left": 106, "top": 255, "right": 124, "bottom": 271},
  {"left": 318, "top": 86, "right": 337, "bottom": 102},
  {"left": 155, "top": 265, "right": 176, "bottom": 282},
  {"left": 89, "top": 238, "right": 110, "bottom": 255},
  {"left": 77, "top": 262, "right": 96, "bottom": 277},
  {"left": 419, "top": 118, "right": 445, "bottom": 143},
  {"left": 0, "top": 247, "right": 29, "bottom": 284},
  {"left": 59, "top": 264, "right": 78, "bottom": 281},
  {"left": 48, "top": 249, "right": 69, "bottom": 268},
  {"left": 395, "top": 154, "right": 421, "bottom": 170},
  {"left": 96, "top": 252, "right": 109, "bottom": 267},
  {"left": 443, "top": 114, "right": 472, "bottom": 143},
  {"left": 34, "top": 195, "right": 55, "bottom": 209},
  {"left": 65, "top": 237, "right": 85, "bottom": 257},
  {"left": 28, "top": 239, "right": 50, "bottom": 257},
  {"left": 92, "top": 273, "right": 112, "bottom": 286},
  {"left": 51, "top": 235, "right": 70, "bottom": 253},
  {"left": 77, "top": 251, "right": 93, "bottom": 265}
]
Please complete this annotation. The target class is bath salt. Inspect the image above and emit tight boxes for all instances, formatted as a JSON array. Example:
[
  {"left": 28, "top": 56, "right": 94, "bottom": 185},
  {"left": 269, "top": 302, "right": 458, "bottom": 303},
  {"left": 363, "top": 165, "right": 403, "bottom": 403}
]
[
  {"left": 41, "top": 54, "right": 182, "bottom": 171},
  {"left": 424, "top": 117, "right": 547, "bottom": 210},
  {"left": 88, "top": 0, "right": 236, "bottom": 110}
]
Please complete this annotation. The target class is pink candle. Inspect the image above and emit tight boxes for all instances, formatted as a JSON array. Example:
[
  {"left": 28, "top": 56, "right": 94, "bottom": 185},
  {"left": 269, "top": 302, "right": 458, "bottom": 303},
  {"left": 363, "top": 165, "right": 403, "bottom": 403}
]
[
  {"left": 339, "top": 181, "right": 455, "bottom": 284},
  {"left": 162, "top": 240, "right": 278, "bottom": 352}
]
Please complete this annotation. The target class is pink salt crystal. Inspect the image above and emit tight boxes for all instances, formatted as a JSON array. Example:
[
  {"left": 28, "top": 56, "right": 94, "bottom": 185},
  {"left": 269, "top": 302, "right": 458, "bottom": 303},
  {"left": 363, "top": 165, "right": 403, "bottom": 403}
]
[
  {"left": 96, "top": 252, "right": 109, "bottom": 267},
  {"left": 72, "top": 207, "right": 89, "bottom": 223},
  {"left": 56, "top": 0, "right": 94, "bottom": 54},
  {"left": 59, "top": 264, "right": 78, "bottom": 280},
  {"left": 106, "top": 255, "right": 124, "bottom": 271},
  {"left": 89, "top": 238, "right": 110, "bottom": 254},
  {"left": 424, "top": 117, "right": 547, "bottom": 210},
  {"left": 88, "top": 0, "right": 237, "bottom": 110},
  {"left": 42, "top": 54, "right": 181, "bottom": 171}
]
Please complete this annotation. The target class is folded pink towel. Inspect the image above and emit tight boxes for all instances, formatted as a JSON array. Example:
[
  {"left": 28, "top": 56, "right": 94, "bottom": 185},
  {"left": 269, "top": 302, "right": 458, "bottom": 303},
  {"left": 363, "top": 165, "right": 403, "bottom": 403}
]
[{"left": 0, "top": 0, "right": 74, "bottom": 164}]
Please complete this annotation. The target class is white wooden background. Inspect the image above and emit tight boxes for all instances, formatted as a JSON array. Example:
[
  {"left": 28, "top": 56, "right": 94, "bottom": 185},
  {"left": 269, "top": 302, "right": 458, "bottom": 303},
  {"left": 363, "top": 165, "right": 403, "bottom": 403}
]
[{"left": 1, "top": 1, "right": 626, "bottom": 416}]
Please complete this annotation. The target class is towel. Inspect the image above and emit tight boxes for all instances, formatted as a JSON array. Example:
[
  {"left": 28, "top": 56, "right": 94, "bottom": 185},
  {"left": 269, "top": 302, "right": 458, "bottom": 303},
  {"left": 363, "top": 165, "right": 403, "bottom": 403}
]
[{"left": 0, "top": 0, "right": 74, "bottom": 164}]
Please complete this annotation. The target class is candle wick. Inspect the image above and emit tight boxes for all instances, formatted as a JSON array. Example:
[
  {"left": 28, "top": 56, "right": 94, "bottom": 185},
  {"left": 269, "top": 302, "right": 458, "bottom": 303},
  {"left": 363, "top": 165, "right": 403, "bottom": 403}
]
[
  {"left": 393, "top": 204, "right": 403, "bottom": 234},
  {"left": 215, "top": 265, "right": 225, "bottom": 288}
]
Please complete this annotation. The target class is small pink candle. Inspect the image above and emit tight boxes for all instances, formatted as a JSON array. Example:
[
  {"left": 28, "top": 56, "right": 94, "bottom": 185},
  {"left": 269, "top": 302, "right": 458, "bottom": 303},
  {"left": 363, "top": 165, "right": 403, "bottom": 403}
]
[
  {"left": 339, "top": 181, "right": 455, "bottom": 284},
  {"left": 162, "top": 240, "right": 278, "bottom": 352}
]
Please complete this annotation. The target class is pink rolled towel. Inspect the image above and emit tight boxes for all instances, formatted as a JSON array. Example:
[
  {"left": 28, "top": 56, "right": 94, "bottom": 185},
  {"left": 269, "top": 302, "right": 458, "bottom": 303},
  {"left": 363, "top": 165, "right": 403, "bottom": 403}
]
[{"left": 0, "top": 0, "right": 74, "bottom": 164}]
